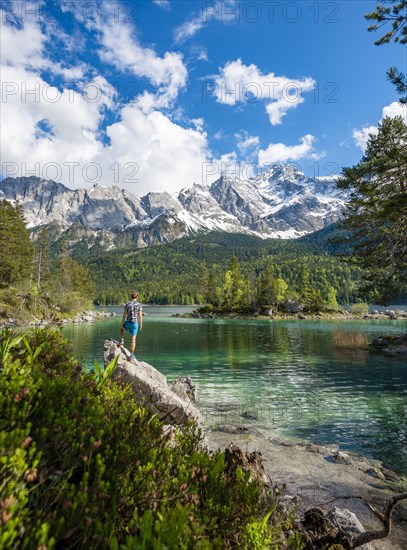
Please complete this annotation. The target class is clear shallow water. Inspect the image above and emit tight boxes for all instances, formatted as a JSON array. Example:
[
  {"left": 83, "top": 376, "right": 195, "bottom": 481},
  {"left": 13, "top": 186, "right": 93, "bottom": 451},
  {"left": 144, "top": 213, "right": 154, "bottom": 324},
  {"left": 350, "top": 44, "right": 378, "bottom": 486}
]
[{"left": 63, "top": 306, "right": 407, "bottom": 474}]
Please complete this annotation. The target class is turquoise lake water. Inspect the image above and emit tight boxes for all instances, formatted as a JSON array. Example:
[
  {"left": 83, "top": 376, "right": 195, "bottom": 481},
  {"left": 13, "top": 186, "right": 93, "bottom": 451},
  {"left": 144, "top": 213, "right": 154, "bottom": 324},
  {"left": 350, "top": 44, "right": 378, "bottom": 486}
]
[{"left": 63, "top": 306, "right": 407, "bottom": 474}]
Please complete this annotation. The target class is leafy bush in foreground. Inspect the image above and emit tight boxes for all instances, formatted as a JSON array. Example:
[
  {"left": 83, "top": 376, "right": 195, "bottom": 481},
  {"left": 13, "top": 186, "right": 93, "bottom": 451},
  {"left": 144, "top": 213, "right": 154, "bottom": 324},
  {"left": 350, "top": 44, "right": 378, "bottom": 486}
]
[{"left": 0, "top": 329, "right": 304, "bottom": 549}]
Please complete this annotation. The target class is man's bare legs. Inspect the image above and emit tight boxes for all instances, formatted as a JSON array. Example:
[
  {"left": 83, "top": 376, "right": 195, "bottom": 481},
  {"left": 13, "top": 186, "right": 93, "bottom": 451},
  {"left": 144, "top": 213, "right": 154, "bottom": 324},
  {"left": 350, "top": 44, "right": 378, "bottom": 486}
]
[{"left": 130, "top": 335, "right": 137, "bottom": 355}]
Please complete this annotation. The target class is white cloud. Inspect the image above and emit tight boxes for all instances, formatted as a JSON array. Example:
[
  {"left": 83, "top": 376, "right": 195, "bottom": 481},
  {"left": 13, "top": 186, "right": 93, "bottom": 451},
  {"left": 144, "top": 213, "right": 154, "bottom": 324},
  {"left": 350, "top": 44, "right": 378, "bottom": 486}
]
[
  {"left": 266, "top": 96, "right": 304, "bottom": 125},
  {"left": 97, "top": 22, "right": 187, "bottom": 110},
  {"left": 214, "top": 130, "right": 227, "bottom": 140},
  {"left": 1, "top": 69, "right": 211, "bottom": 194},
  {"left": 212, "top": 59, "right": 315, "bottom": 125},
  {"left": 382, "top": 101, "right": 407, "bottom": 119},
  {"left": 0, "top": 7, "right": 210, "bottom": 195},
  {"left": 191, "top": 118, "right": 205, "bottom": 131},
  {"left": 174, "top": 0, "right": 237, "bottom": 43},
  {"left": 0, "top": 9, "right": 87, "bottom": 80},
  {"left": 258, "top": 135, "right": 317, "bottom": 165},
  {"left": 174, "top": 16, "right": 204, "bottom": 43},
  {"left": 153, "top": 0, "right": 171, "bottom": 10},
  {"left": 59, "top": 1, "right": 187, "bottom": 110},
  {"left": 236, "top": 133, "right": 259, "bottom": 154},
  {"left": 352, "top": 126, "right": 378, "bottom": 151},
  {"left": 352, "top": 101, "right": 407, "bottom": 151}
]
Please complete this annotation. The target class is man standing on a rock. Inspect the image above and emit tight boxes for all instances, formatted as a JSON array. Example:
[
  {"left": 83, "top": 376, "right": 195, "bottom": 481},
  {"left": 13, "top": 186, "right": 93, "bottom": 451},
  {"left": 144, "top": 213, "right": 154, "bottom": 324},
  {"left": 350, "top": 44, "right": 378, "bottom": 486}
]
[{"left": 121, "top": 291, "right": 143, "bottom": 360}]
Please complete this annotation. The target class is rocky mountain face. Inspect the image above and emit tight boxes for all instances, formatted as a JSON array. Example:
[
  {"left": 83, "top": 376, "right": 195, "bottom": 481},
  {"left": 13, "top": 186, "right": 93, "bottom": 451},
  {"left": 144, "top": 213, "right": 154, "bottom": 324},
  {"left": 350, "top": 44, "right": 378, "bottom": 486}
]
[{"left": 0, "top": 164, "right": 347, "bottom": 248}]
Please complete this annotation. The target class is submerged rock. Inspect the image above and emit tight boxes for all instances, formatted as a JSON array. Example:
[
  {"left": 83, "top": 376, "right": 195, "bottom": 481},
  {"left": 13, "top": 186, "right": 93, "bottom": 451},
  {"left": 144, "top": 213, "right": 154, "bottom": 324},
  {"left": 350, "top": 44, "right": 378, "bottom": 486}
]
[
  {"left": 241, "top": 411, "right": 259, "bottom": 421},
  {"left": 103, "top": 339, "right": 203, "bottom": 426},
  {"left": 214, "top": 424, "right": 250, "bottom": 434},
  {"left": 370, "top": 333, "right": 407, "bottom": 356}
]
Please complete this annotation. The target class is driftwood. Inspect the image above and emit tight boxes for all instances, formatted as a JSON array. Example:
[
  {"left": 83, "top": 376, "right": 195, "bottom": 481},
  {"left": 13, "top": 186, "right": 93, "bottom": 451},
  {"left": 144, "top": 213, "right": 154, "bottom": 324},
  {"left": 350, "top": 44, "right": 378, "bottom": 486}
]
[
  {"left": 337, "top": 493, "right": 407, "bottom": 548},
  {"left": 305, "top": 492, "right": 407, "bottom": 549}
]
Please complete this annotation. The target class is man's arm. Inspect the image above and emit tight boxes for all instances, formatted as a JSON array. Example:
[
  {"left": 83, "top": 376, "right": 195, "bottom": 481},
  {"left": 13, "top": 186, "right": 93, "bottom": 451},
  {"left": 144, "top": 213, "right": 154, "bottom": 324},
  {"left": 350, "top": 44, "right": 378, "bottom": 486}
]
[{"left": 138, "top": 308, "right": 143, "bottom": 330}]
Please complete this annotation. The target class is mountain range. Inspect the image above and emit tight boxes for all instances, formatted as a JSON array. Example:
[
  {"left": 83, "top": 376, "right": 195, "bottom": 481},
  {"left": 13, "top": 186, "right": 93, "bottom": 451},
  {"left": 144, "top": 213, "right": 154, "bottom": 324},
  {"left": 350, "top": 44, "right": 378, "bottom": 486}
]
[{"left": 0, "top": 163, "right": 347, "bottom": 248}]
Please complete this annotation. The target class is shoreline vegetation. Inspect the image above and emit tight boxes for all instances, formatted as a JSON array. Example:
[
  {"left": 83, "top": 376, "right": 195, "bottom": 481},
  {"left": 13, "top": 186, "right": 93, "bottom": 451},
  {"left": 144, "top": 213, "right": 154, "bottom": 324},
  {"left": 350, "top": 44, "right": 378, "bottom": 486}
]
[
  {"left": 174, "top": 306, "right": 407, "bottom": 322},
  {"left": 2, "top": 328, "right": 405, "bottom": 549}
]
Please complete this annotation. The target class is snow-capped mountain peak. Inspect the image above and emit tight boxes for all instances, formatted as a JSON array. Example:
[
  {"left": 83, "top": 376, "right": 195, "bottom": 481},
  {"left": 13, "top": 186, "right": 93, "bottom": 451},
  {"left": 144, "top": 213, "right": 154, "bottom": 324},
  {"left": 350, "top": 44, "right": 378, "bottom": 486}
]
[{"left": 0, "top": 163, "right": 347, "bottom": 248}]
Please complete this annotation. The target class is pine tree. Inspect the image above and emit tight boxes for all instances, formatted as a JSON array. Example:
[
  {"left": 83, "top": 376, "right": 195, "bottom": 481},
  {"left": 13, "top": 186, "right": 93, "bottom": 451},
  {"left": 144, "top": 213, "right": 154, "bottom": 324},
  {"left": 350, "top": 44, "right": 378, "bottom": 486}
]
[
  {"left": 337, "top": 116, "right": 407, "bottom": 302},
  {"left": 259, "top": 259, "right": 275, "bottom": 307},
  {"left": 0, "top": 200, "right": 33, "bottom": 286},
  {"left": 326, "top": 286, "right": 339, "bottom": 310},
  {"left": 33, "top": 228, "right": 51, "bottom": 291},
  {"left": 273, "top": 278, "right": 288, "bottom": 311},
  {"left": 365, "top": 1, "right": 407, "bottom": 102},
  {"left": 299, "top": 267, "right": 312, "bottom": 306},
  {"left": 222, "top": 256, "right": 244, "bottom": 310}
]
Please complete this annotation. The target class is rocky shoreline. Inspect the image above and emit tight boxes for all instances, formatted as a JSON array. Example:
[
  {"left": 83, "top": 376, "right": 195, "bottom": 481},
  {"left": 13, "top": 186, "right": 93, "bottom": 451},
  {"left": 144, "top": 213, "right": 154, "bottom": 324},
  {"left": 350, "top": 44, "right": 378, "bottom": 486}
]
[
  {"left": 0, "top": 309, "right": 116, "bottom": 329},
  {"left": 206, "top": 429, "right": 407, "bottom": 550},
  {"left": 104, "top": 340, "right": 407, "bottom": 549},
  {"left": 174, "top": 308, "right": 407, "bottom": 322}
]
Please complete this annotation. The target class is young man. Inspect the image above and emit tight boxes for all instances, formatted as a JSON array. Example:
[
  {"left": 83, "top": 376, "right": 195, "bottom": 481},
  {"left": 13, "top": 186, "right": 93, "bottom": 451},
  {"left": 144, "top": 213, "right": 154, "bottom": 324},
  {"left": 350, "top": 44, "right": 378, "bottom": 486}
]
[{"left": 121, "top": 290, "right": 143, "bottom": 360}]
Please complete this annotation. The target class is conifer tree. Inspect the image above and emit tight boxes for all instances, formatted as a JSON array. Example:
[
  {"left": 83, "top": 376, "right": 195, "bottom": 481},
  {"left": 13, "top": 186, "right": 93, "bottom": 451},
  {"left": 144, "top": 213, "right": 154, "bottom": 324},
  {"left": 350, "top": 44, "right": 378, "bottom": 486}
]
[
  {"left": 337, "top": 116, "right": 407, "bottom": 302},
  {"left": 366, "top": 1, "right": 407, "bottom": 102},
  {"left": 299, "top": 267, "right": 312, "bottom": 306},
  {"left": 0, "top": 200, "right": 33, "bottom": 286}
]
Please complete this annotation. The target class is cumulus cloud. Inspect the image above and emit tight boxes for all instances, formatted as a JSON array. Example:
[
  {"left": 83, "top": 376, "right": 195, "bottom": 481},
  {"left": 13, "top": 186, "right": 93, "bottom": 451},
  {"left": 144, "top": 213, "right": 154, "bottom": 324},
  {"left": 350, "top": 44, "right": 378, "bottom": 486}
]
[
  {"left": 236, "top": 134, "right": 259, "bottom": 154},
  {"left": 60, "top": 1, "right": 187, "bottom": 110},
  {"left": 0, "top": 5, "right": 211, "bottom": 195},
  {"left": 352, "top": 101, "right": 407, "bottom": 151},
  {"left": 211, "top": 59, "right": 315, "bottom": 125},
  {"left": 352, "top": 126, "right": 378, "bottom": 151},
  {"left": 258, "top": 135, "right": 318, "bottom": 165}
]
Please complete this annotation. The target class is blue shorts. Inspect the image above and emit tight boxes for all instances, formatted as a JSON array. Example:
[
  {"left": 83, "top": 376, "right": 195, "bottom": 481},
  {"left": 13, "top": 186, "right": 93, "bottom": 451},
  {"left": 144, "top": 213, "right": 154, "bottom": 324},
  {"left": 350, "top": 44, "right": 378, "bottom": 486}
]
[{"left": 123, "top": 320, "right": 139, "bottom": 336}]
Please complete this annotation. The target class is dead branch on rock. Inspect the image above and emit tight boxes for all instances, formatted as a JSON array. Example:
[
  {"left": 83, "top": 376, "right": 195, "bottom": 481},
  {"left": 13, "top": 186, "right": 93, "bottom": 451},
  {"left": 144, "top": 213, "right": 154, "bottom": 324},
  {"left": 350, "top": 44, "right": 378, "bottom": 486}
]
[{"left": 331, "top": 492, "right": 407, "bottom": 548}]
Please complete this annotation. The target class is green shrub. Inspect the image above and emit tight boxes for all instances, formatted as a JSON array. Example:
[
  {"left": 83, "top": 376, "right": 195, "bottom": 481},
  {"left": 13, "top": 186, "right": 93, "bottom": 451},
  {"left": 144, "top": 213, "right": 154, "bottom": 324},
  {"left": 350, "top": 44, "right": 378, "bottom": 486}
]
[
  {"left": 0, "top": 329, "right": 303, "bottom": 549},
  {"left": 349, "top": 302, "right": 369, "bottom": 315}
]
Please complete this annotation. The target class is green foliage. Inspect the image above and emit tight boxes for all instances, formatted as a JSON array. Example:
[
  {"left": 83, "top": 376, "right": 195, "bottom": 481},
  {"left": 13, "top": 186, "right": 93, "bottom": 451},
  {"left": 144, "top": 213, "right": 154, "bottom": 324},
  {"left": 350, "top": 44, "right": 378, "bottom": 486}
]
[
  {"left": 365, "top": 1, "right": 407, "bottom": 101},
  {"left": 349, "top": 302, "right": 369, "bottom": 315},
  {"left": 0, "top": 205, "right": 95, "bottom": 322},
  {"left": 337, "top": 116, "right": 407, "bottom": 303},
  {"left": 244, "top": 509, "right": 274, "bottom": 549},
  {"left": 0, "top": 329, "right": 304, "bottom": 549},
  {"left": 94, "top": 355, "right": 119, "bottom": 389},
  {"left": 0, "top": 200, "right": 33, "bottom": 287},
  {"left": 82, "top": 230, "right": 362, "bottom": 308}
]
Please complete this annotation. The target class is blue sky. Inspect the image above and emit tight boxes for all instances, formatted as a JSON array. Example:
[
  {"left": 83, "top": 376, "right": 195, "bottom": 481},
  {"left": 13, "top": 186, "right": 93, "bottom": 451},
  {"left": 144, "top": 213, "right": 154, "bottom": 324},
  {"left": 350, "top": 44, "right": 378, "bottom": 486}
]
[{"left": 1, "top": 0, "right": 406, "bottom": 195}]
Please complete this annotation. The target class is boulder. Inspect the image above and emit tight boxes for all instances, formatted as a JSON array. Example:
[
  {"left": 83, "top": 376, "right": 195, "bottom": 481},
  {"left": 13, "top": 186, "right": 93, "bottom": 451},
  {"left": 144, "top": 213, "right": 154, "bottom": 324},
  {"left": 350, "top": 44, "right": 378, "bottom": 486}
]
[
  {"left": 103, "top": 339, "right": 203, "bottom": 427},
  {"left": 285, "top": 299, "right": 304, "bottom": 313},
  {"left": 326, "top": 508, "right": 374, "bottom": 550},
  {"left": 170, "top": 376, "right": 198, "bottom": 404}
]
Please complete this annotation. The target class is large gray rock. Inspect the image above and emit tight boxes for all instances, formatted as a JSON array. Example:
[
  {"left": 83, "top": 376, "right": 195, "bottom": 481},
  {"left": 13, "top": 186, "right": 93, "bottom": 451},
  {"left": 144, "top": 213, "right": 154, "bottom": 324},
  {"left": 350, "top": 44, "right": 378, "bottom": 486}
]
[
  {"left": 327, "top": 507, "right": 374, "bottom": 550},
  {"left": 103, "top": 339, "right": 203, "bottom": 426}
]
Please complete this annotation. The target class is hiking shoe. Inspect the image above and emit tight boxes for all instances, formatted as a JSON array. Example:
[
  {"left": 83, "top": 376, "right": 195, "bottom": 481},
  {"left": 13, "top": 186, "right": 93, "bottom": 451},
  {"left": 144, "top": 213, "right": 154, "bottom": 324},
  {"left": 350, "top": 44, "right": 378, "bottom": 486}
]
[
  {"left": 120, "top": 338, "right": 124, "bottom": 345},
  {"left": 130, "top": 353, "right": 136, "bottom": 360}
]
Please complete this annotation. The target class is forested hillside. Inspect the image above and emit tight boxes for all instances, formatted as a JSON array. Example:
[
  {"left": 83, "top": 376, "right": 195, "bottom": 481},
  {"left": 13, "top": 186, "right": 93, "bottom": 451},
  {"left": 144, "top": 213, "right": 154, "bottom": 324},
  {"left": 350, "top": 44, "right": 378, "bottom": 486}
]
[{"left": 80, "top": 228, "right": 363, "bottom": 307}]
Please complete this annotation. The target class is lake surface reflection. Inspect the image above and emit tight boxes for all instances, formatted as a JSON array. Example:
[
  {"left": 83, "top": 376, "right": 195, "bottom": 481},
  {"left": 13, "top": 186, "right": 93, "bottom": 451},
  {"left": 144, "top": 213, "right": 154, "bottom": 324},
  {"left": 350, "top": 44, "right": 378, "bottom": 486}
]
[{"left": 63, "top": 306, "right": 407, "bottom": 473}]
